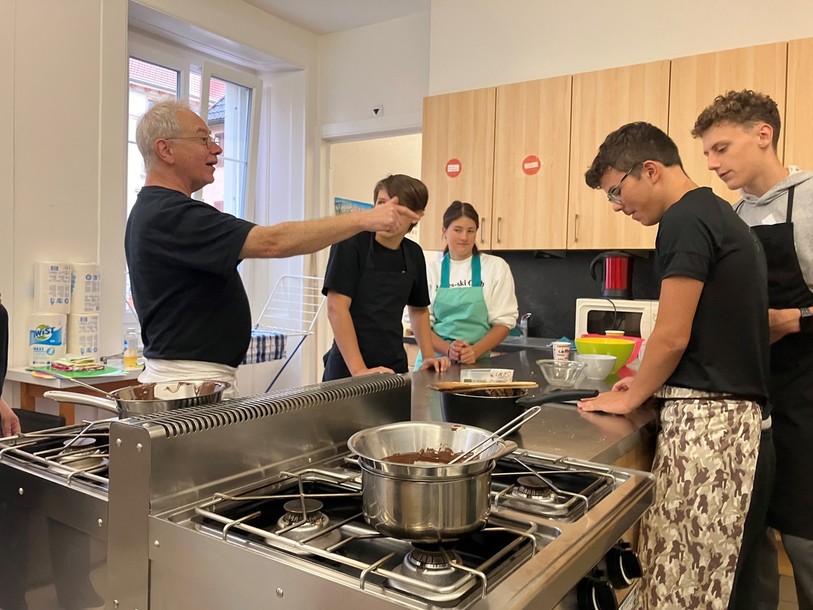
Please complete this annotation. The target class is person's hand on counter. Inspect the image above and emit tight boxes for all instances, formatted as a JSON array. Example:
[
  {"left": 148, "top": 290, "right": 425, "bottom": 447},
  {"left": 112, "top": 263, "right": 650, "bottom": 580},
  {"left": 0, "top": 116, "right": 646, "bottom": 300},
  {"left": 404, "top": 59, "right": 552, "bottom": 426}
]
[
  {"left": 448, "top": 340, "right": 475, "bottom": 364},
  {"left": 577, "top": 376, "right": 638, "bottom": 415},
  {"left": 418, "top": 356, "right": 451, "bottom": 373},
  {"left": 0, "top": 398, "right": 21, "bottom": 437},
  {"left": 353, "top": 366, "right": 396, "bottom": 376}
]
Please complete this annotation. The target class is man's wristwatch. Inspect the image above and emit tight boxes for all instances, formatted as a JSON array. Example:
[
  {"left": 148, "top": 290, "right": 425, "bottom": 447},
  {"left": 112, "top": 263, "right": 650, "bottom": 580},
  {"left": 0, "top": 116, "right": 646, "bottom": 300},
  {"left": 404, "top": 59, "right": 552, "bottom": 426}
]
[{"left": 800, "top": 306, "right": 813, "bottom": 333}]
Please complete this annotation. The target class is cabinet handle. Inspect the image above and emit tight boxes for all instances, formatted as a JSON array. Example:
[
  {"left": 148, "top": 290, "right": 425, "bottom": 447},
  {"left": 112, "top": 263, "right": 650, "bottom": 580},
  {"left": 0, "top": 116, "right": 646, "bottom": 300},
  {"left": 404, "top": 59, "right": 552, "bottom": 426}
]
[
  {"left": 480, "top": 218, "right": 487, "bottom": 244},
  {"left": 497, "top": 217, "right": 502, "bottom": 244},
  {"left": 574, "top": 214, "right": 579, "bottom": 243}
]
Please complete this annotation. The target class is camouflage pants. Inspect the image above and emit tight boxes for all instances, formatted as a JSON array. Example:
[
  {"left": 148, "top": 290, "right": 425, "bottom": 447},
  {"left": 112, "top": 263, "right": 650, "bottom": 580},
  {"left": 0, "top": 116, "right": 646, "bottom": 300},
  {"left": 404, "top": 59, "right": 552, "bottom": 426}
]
[{"left": 636, "top": 386, "right": 761, "bottom": 610}]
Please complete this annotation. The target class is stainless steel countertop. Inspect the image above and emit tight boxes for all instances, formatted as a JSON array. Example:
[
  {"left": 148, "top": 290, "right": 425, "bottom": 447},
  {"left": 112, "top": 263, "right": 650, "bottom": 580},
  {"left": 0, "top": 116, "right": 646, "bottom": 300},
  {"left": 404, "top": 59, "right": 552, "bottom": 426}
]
[{"left": 408, "top": 347, "right": 656, "bottom": 465}]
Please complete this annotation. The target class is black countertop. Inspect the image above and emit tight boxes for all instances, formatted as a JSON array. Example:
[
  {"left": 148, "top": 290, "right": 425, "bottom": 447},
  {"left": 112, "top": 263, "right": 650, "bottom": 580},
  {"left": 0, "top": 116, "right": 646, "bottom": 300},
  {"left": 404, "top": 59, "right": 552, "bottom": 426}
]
[{"left": 408, "top": 347, "right": 656, "bottom": 465}]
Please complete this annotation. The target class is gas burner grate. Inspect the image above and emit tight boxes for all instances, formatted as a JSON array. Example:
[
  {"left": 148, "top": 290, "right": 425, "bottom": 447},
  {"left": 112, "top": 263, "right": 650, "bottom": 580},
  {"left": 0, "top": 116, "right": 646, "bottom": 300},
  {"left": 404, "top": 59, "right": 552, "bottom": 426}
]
[
  {"left": 0, "top": 421, "right": 112, "bottom": 490},
  {"left": 490, "top": 455, "right": 617, "bottom": 521},
  {"left": 191, "top": 465, "right": 542, "bottom": 606}
]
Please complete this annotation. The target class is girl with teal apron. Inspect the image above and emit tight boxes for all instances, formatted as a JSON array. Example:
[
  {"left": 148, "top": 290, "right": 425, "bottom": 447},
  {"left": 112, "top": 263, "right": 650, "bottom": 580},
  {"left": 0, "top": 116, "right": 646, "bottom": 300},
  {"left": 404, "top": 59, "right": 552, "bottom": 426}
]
[{"left": 415, "top": 253, "right": 491, "bottom": 368}]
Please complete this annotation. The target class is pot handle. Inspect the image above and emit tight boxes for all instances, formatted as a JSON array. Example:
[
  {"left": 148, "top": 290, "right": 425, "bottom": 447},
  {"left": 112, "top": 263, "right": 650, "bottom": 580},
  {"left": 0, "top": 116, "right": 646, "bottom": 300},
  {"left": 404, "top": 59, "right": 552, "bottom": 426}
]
[
  {"left": 43, "top": 390, "right": 119, "bottom": 414},
  {"left": 589, "top": 253, "right": 605, "bottom": 281},
  {"left": 489, "top": 439, "right": 519, "bottom": 461},
  {"left": 515, "top": 389, "right": 599, "bottom": 408}
]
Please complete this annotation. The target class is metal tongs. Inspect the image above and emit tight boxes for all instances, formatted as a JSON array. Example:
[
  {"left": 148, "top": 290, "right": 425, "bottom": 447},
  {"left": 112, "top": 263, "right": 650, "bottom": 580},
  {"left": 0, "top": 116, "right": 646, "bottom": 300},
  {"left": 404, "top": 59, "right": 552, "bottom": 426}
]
[{"left": 447, "top": 406, "right": 543, "bottom": 465}]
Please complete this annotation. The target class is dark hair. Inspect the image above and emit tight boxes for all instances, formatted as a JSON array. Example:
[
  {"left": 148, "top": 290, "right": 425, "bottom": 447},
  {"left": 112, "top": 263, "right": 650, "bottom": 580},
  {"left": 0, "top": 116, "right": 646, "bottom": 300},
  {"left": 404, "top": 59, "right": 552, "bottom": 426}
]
[
  {"left": 691, "top": 89, "right": 781, "bottom": 150},
  {"left": 584, "top": 122, "right": 683, "bottom": 189},
  {"left": 373, "top": 174, "right": 429, "bottom": 232},
  {"left": 442, "top": 200, "right": 480, "bottom": 255}
]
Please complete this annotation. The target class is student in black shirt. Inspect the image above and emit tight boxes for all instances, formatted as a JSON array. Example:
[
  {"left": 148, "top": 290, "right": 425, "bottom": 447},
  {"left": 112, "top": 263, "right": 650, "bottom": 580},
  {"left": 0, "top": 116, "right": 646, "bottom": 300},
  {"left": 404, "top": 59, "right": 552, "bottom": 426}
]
[
  {"left": 322, "top": 175, "right": 449, "bottom": 380},
  {"left": 579, "top": 122, "right": 770, "bottom": 609}
]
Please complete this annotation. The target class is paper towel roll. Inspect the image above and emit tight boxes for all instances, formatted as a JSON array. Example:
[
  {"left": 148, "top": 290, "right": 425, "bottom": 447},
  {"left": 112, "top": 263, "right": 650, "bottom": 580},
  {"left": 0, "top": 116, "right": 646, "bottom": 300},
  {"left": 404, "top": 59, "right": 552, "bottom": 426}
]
[
  {"left": 34, "top": 262, "right": 72, "bottom": 314},
  {"left": 28, "top": 313, "right": 67, "bottom": 367},
  {"left": 67, "top": 313, "right": 100, "bottom": 357},
  {"left": 70, "top": 263, "right": 101, "bottom": 314}
]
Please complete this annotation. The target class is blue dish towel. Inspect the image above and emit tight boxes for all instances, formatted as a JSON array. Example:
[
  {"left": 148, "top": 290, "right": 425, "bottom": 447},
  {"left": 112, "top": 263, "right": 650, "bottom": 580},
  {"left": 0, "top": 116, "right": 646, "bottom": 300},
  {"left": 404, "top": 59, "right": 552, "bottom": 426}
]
[{"left": 242, "top": 330, "right": 287, "bottom": 364}]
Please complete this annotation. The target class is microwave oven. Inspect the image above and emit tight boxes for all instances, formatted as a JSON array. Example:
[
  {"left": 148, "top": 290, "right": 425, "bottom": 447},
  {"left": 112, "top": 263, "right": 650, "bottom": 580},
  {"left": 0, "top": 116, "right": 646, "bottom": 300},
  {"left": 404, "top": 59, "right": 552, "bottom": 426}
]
[{"left": 575, "top": 298, "right": 659, "bottom": 340}]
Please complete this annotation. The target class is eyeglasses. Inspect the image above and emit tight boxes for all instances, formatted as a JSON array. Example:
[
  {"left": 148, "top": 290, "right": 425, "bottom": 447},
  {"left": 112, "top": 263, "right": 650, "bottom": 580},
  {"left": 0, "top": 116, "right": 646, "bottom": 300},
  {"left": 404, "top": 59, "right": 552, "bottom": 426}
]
[
  {"left": 166, "top": 135, "right": 220, "bottom": 149},
  {"left": 607, "top": 164, "right": 638, "bottom": 205}
]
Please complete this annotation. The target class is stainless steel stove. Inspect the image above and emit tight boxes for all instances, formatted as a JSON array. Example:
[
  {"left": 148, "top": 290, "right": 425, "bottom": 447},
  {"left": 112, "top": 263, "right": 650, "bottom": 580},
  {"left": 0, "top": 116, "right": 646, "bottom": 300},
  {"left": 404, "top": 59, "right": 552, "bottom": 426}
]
[
  {"left": 187, "top": 453, "right": 547, "bottom": 608},
  {"left": 1, "top": 374, "right": 654, "bottom": 610},
  {"left": 0, "top": 420, "right": 113, "bottom": 610},
  {"left": 155, "top": 444, "right": 651, "bottom": 609}
]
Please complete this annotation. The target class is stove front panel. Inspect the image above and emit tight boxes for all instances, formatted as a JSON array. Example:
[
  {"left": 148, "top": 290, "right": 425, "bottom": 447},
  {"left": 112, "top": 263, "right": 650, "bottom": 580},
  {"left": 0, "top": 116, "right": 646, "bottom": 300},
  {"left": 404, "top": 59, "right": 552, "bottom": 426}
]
[{"left": 0, "top": 462, "right": 108, "bottom": 610}]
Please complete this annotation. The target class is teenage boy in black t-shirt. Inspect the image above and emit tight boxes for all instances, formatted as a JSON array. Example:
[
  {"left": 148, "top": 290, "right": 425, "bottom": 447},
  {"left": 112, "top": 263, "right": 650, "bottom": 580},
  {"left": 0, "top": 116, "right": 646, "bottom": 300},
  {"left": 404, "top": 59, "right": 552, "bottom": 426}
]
[
  {"left": 322, "top": 174, "right": 449, "bottom": 380},
  {"left": 578, "top": 122, "right": 770, "bottom": 609}
]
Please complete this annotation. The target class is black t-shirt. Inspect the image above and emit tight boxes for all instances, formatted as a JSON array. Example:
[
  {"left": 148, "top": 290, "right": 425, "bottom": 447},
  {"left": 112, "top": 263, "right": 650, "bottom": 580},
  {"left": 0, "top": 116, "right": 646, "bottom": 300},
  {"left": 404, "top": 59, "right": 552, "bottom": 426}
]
[
  {"left": 322, "top": 232, "right": 429, "bottom": 372},
  {"left": 656, "top": 187, "right": 770, "bottom": 404},
  {"left": 125, "top": 186, "right": 256, "bottom": 367},
  {"left": 322, "top": 232, "right": 430, "bottom": 307}
]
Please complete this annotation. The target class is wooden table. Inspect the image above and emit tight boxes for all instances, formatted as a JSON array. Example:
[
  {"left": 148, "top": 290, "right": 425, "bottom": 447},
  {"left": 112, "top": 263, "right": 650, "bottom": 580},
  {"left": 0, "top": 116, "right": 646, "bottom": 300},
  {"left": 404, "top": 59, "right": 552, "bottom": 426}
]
[{"left": 5, "top": 366, "right": 142, "bottom": 425}]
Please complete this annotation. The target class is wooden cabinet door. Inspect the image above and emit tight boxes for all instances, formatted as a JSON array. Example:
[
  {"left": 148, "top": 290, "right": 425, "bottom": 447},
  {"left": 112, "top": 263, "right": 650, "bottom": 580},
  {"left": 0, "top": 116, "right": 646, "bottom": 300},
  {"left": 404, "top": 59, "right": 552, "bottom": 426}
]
[
  {"left": 492, "top": 76, "right": 572, "bottom": 249},
  {"left": 669, "top": 43, "right": 787, "bottom": 204},
  {"left": 420, "top": 88, "right": 496, "bottom": 251},
  {"left": 786, "top": 38, "right": 813, "bottom": 170},
  {"left": 569, "top": 61, "right": 668, "bottom": 249}
]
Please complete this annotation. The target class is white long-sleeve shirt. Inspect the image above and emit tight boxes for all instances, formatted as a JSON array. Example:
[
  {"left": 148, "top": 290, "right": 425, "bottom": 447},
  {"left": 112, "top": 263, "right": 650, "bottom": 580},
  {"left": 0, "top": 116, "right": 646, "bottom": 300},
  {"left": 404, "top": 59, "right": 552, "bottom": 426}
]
[{"left": 425, "top": 252, "right": 519, "bottom": 329}]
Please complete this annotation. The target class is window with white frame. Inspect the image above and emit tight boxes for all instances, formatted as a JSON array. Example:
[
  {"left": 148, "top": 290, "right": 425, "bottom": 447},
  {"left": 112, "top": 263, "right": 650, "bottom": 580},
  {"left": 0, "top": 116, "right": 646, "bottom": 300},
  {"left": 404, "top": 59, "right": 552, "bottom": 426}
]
[{"left": 124, "top": 49, "right": 262, "bottom": 342}]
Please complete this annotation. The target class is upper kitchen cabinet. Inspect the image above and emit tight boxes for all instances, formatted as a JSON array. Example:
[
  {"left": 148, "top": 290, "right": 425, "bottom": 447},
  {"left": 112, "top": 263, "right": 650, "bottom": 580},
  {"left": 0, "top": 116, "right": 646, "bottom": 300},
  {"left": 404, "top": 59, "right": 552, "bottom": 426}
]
[
  {"left": 785, "top": 37, "right": 813, "bottom": 170},
  {"left": 568, "top": 61, "right": 669, "bottom": 249},
  {"left": 492, "top": 76, "right": 572, "bottom": 249},
  {"left": 421, "top": 88, "right": 496, "bottom": 251},
  {"left": 669, "top": 43, "right": 787, "bottom": 204}
]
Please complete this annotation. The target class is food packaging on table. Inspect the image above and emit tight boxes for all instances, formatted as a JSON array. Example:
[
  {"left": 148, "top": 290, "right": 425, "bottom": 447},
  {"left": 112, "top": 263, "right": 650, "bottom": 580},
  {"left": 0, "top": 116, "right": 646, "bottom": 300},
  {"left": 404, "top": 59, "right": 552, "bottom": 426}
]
[{"left": 460, "top": 368, "right": 514, "bottom": 383}]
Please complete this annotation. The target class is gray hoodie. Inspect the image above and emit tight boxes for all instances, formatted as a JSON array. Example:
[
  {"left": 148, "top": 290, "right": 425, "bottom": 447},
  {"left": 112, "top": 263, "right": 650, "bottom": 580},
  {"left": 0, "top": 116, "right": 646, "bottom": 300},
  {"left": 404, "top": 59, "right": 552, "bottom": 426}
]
[{"left": 737, "top": 167, "right": 813, "bottom": 293}]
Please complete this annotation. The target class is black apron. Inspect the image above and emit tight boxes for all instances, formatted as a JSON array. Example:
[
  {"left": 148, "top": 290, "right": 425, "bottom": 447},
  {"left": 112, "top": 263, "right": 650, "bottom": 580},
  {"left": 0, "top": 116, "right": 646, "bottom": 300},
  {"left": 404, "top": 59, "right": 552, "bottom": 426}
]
[
  {"left": 322, "top": 235, "right": 415, "bottom": 381},
  {"left": 739, "top": 186, "right": 813, "bottom": 538}
]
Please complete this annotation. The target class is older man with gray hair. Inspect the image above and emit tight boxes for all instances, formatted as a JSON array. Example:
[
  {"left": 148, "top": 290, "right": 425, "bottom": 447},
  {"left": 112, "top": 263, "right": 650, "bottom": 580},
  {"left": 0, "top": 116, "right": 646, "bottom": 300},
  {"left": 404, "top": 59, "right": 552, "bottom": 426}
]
[{"left": 126, "top": 100, "right": 419, "bottom": 394}]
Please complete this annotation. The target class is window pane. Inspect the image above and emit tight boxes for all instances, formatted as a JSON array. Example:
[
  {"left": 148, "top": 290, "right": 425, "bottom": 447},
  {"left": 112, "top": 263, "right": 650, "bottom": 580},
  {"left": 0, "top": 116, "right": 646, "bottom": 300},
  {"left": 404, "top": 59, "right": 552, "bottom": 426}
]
[
  {"left": 201, "top": 77, "right": 252, "bottom": 218},
  {"left": 127, "top": 58, "right": 180, "bottom": 216},
  {"left": 126, "top": 58, "right": 181, "bottom": 335}
]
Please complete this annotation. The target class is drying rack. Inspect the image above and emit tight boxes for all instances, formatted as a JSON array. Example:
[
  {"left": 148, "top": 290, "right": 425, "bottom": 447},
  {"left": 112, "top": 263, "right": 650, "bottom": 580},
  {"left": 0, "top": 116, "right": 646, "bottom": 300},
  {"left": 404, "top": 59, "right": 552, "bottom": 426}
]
[{"left": 249, "top": 274, "right": 326, "bottom": 392}]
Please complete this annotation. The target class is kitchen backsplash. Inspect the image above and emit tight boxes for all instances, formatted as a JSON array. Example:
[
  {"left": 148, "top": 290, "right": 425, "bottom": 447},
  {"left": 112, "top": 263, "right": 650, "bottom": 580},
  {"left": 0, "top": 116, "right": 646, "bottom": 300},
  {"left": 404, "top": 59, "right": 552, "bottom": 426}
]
[{"left": 498, "top": 250, "right": 660, "bottom": 340}]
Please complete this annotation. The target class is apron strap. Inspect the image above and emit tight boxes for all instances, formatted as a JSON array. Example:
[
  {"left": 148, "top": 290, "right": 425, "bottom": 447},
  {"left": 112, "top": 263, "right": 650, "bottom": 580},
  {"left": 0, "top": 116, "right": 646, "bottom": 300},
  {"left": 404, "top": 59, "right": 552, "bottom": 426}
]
[
  {"left": 440, "top": 253, "right": 451, "bottom": 288},
  {"left": 441, "top": 253, "right": 481, "bottom": 288},
  {"left": 786, "top": 185, "right": 795, "bottom": 222},
  {"left": 472, "top": 253, "right": 482, "bottom": 286}
]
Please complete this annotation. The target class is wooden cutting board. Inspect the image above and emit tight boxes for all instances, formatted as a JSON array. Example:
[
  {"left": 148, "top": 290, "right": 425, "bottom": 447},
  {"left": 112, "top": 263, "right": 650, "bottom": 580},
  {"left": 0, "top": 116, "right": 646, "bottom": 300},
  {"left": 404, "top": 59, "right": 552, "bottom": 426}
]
[{"left": 428, "top": 381, "right": 538, "bottom": 392}]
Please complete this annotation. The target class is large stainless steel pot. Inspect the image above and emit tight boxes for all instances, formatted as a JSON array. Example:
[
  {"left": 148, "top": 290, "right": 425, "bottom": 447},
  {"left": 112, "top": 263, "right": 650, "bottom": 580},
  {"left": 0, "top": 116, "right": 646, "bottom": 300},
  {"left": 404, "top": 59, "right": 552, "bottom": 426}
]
[
  {"left": 43, "top": 380, "right": 229, "bottom": 418},
  {"left": 347, "top": 421, "right": 517, "bottom": 542}
]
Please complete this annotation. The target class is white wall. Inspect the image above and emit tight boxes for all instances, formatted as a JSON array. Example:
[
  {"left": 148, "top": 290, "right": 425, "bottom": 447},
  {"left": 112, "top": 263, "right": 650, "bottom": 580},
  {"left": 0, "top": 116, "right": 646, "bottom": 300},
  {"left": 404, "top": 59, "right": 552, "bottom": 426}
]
[
  {"left": 316, "top": 0, "right": 813, "bottom": 132},
  {"left": 318, "top": 11, "right": 431, "bottom": 140},
  {"left": 3, "top": 0, "right": 128, "bottom": 368},
  {"left": 428, "top": 0, "right": 813, "bottom": 93}
]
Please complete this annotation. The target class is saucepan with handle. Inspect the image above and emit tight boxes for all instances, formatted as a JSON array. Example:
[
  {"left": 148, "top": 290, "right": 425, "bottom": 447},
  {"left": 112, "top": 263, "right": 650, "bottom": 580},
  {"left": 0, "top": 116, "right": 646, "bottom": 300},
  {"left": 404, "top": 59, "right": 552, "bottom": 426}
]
[
  {"left": 437, "top": 380, "right": 598, "bottom": 431},
  {"left": 41, "top": 371, "right": 229, "bottom": 418},
  {"left": 347, "top": 389, "right": 597, "bottom": 543}
]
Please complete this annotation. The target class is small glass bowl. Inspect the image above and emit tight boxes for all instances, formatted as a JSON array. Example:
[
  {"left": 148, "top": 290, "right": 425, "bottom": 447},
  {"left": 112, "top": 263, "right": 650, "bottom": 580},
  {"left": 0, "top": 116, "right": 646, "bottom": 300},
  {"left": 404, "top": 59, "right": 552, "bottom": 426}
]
[{"left": 536, "top": 359, "right": 586, "bottom": 388}]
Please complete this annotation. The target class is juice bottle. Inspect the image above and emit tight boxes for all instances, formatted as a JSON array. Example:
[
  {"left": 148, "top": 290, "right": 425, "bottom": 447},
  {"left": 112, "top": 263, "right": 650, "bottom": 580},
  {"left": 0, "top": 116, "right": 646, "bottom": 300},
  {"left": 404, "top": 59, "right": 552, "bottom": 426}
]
[{"left": 124, "top": 328, "right": 140, "bottom": 369}]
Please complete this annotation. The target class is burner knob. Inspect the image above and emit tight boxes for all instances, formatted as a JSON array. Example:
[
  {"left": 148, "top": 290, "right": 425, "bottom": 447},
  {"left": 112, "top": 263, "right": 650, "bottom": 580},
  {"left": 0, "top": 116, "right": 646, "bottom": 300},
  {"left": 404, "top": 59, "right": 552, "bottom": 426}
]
[
  {"left": 576, "top": 570, "right": 618, "bottom": 610},
  {"left": 604, "top": 541, "right": 642, "bottom": 590}
]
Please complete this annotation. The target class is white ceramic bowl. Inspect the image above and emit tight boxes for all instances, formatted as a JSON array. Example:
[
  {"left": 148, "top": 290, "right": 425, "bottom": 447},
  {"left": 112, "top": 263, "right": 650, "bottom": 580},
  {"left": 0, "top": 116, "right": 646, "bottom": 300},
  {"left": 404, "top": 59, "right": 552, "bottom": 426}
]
[
  {"left": 536, "top": 359, "right": 585, "bottom": 388},
  {"left": 575, "top": 354, "right": 617, "bottom": 380}
]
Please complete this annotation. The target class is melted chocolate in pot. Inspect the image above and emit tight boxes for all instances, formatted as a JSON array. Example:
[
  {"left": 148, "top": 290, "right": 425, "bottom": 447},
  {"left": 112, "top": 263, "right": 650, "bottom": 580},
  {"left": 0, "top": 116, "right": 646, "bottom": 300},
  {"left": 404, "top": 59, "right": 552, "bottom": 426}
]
[{"left": 384, "top": 447, "right": 462, "bottom": 464}]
